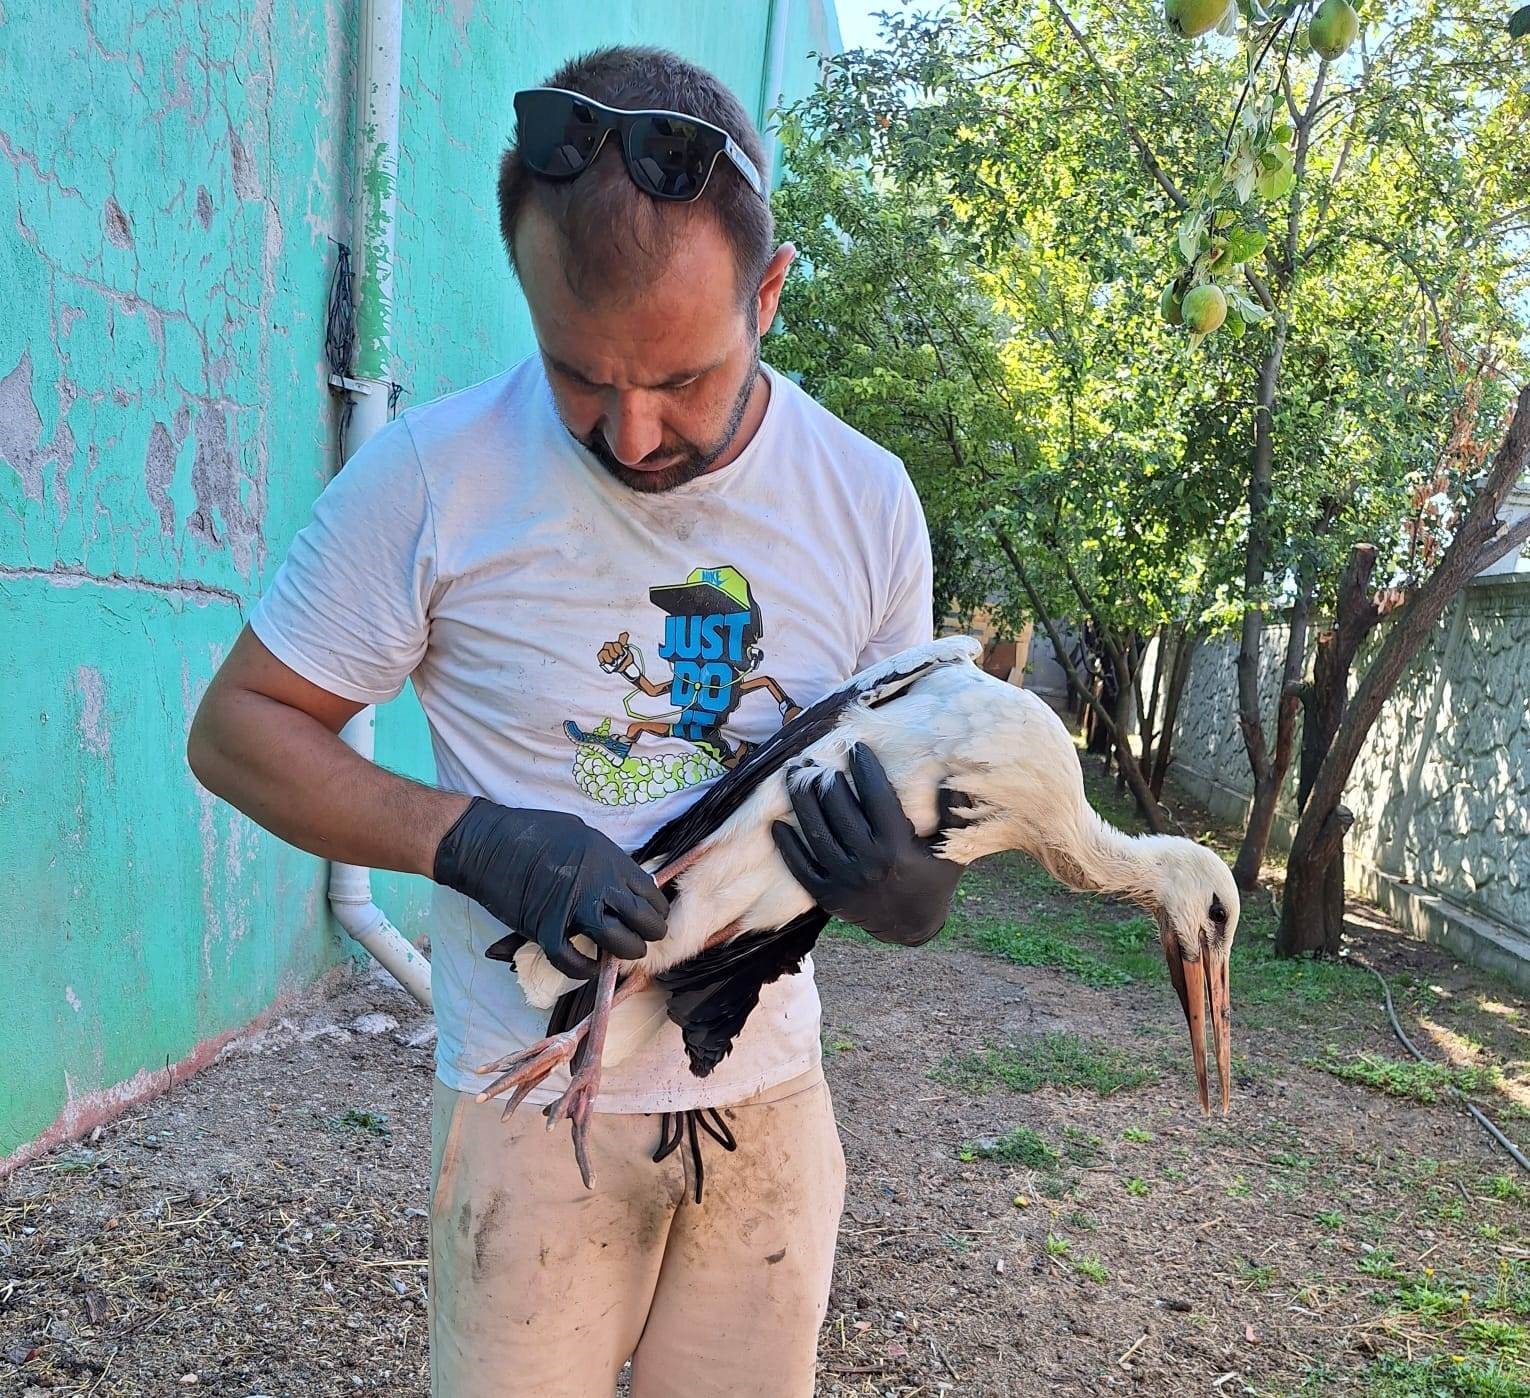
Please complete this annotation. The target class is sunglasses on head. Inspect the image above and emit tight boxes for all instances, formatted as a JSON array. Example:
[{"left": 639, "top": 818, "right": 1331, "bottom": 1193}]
[{"left": 513, "top": 87, "right": 765, "bottom": 204}]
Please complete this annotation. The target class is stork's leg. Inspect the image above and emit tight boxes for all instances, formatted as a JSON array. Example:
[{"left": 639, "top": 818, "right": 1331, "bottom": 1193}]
[
  {"left": 541, "top": 951, "right": 620, "bottom": 1188},
  {"left": 471, "top": 960, "right": 664, "bottom": 1101},
  {"left": 474, "top": 958, "right": 659, "bottom": 1106},
  {"left": 472, "top": 918, "right": 744, "bottom": 1184}
]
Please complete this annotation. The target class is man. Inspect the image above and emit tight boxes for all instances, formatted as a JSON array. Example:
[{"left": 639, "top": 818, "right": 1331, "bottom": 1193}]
[{"left": 189, "top": 46, "right": 961, "bottom": 1397}]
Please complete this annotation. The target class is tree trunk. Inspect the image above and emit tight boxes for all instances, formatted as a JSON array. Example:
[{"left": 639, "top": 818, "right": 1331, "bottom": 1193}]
[
  {"left": 1231, "top": 323, "right": 1290, "bottom": 889},
  {"left": 1086, "top": 635, "right": 1115, "bottom": 757},
  {"left": 994, "top": 528, "right": 1177, "bottom": 834},
  {"left": 1289, "top": 545, "right": 1382, "bottom": 951},
  {"left": 1141, "top": 624, "right": 1168, "bottom": 771},
  {"left": 1150, "top": 625, "right": 1199, "bottom": 799},
  {"left": 1277, "top": 385, "right": 1530, "bottom": 955},
  {"left": 1279, "top": 804, "right": 1355, "bottom": 955},
  {"left": 1232, "top": 585, "right": 1308, "bottom": 890}
]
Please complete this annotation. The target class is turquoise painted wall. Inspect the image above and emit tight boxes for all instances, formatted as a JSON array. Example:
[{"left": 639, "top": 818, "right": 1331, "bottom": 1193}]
[{"left": 0, "top": 0, "right": 838, "bottom": 1164}]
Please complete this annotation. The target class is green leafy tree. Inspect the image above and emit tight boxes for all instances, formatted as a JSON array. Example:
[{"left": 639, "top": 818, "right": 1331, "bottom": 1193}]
[{"left": 772, "top": 0, "right": 1529, "bottom": 953}]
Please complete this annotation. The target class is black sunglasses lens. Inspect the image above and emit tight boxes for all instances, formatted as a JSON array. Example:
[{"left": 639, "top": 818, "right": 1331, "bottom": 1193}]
[
  {"left": 626, "top": 114, "right": 721, "bottom": 200},
  {"left": 516, "top": 91, "right": 604, "bottom": 177}
]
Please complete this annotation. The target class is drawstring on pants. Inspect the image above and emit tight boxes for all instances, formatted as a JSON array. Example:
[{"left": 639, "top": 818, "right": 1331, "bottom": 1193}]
[{"left": 653, "top": 1108, "right": 737, "bottom": 1203}]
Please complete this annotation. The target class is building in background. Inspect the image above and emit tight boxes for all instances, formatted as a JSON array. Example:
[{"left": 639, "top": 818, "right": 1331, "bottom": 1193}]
[{"left": 0, "top": 0, "right": 839, "bottom": 1170}]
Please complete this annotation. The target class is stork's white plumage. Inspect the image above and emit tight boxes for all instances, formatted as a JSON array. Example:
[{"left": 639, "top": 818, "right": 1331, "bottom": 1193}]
[{"left": 477, "top": 637, "right": 1240, "bottom": 1184}]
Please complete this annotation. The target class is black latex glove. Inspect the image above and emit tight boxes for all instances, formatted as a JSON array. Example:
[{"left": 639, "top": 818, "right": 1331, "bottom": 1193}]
[
  {"left": 433, "top": 797, "right": 668, "bottom": 980},
  {"left": 770, "top": 744, "right": 967, "bottom": 947}
]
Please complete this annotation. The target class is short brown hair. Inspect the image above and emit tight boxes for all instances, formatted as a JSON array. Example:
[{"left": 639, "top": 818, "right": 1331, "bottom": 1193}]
[{"left": 497, "top": 47, "right": 774, "bottom": 308}]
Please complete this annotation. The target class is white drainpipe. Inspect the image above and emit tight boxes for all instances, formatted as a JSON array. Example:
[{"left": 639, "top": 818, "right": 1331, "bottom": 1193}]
[
  {"left": 332, "top": 710, "right": 433, "bottom": 1008},
  {"left": 329, "top": 0, "right": 432, "bottom": 1010}
]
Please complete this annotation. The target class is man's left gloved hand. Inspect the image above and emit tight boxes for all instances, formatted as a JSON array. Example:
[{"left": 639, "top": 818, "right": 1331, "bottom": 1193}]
[{"left": 770, "top": 743, "right": 967, "bottom": 947}]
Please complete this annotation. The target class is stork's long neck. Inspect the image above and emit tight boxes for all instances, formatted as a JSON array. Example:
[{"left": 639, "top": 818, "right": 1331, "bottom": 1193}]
[{"left": 1030, "top": 805, "right": 1176, "bottom": 910}]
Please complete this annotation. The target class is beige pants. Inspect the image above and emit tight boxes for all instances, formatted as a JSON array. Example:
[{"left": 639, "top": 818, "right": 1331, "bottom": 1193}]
[{"left": 428, "top": 1070, "right": 846, "bottom": 1397}]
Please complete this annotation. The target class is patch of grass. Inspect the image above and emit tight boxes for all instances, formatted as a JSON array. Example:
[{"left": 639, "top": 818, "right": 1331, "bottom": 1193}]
[
  {"left": 1122, "top": 1126, "right": 1154, "bottom": 1143},
  {"left": 1073, "top": 1256, "right": 1110, "bottom": 1284},
  {"left": 1485, "top": 1175, "right": 1528, "bottom": 1204},
  {"left": 960, "top": 919, "right": 1134, "bottom": 987},
  {"left": 822, "top": 917, "right": 877, "bottom": 945},
  {"left": 1061, "top": 1126, "right": 1104, "bottom": 1166},
  {"left": 1460, "top": 1319, "right": 1529, "bottom": 1361},
  {"left": 1270, "top": 1150, "right": 1314, "bottom": 1171},
  {"left": 326, "top": 1108, "right": 391, "bottom": 1138},
  {"left": 934, "top": 1034, "right": 1158, "bottom": 1097},
  {"left": 1044, "top": 1233, "right": 1072, "bottom": 1258},
  {"left": 1363, "top": 1354, "right": 1528, "bottom": 1397},
  {"left": 1317, "top": 1051, "right": 1502, "bottom": 1104},
  {"left": 1396, "top": 1281, "right": 1465, "bottom": 1320},
  {"left": 1239, "top": 1262, "right": 1278, "bottom": 1291},
  {"left": 1068, "top": 1209, "right": 1099, "bottom": 1231},
  {"left": 957, "top": 1126, "right": 1059, "bottom": 1169},
  {"left": 1125, "top": 1177, "right": 1150, "bottom": 1197},
  {"left": 1360, "top": 1250, "right": 1406, "bottom": 1282},
  {"left": 1437, "top": 1195, "right": 1469, "bottom": 1223},
  {"left": 1316, "top": 1209, "right": 1346, "bottom": 1231}
]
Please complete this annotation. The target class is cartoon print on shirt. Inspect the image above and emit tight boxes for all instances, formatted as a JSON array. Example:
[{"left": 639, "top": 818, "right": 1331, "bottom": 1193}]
[{"left": 564, "top": 565, "right": 802, "bottom": 806}]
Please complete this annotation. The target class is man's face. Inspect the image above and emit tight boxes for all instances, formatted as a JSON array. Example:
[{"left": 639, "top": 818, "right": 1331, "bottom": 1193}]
[{"left": 517, "top": 205, "right": 790, "bottom": 493}]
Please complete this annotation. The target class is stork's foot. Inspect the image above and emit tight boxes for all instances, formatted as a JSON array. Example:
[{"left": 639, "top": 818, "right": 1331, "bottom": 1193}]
[
  {"left": 473, "top": 1025, "right": 586, "bottom": 1115},
  {"left": 542, "top": 1047, "right": 605, "bottom": 1189},
  {"left": 544, "top": 952, "right": 621, "bottom": 1189}
]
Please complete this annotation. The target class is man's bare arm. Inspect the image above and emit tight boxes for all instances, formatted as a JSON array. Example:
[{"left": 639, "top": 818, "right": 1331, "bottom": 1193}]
[{"left": 187, "top": 626, "right": 469, "bottom": 877}]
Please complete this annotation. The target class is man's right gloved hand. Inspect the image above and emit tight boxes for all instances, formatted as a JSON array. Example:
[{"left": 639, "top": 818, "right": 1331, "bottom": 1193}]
[{"left": 432, "top": 797, "right": 668, "bottom": 980}]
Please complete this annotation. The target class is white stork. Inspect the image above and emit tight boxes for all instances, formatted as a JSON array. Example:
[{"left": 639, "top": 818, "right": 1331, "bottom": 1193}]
[{"left": 475, "top": 636, "right": 1240, "bottom": 1185}]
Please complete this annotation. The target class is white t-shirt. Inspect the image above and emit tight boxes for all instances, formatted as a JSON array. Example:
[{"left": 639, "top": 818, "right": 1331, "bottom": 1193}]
[{"left": 251, "top": 357, "right": 933, "bottom": 1112}]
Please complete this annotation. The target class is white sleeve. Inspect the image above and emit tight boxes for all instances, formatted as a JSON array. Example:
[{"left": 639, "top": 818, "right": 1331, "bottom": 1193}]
[
  {"left": 249, "top": 416, "right": 436, "bottom": 705},
  {"left": 856, "top": 473, "right": 935, "bottom": 668}
]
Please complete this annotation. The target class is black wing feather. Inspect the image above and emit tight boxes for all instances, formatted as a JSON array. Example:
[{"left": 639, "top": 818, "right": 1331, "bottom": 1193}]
[
  {"left": 632, "top": 687, "right": 858, "bottom": 870},
  {"left": 634, "top": 651, "right": 949, "bottom": 870},
  {"left": 654, "top": 909, "right": 830, "bottom": 1076}
]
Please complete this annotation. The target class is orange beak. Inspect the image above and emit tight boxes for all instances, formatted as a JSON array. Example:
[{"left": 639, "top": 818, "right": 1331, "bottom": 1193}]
[{"left": 1160, "top": 923, "right": 1232, "bottom": 1115}]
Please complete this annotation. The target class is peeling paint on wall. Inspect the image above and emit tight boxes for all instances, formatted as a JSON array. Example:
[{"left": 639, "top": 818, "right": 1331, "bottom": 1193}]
[
  {"left": 73, "top": 665, "right": 111, "bottom": 758},
  {"left": 0, "top": 349, "right": 71, "bottom": 504}
]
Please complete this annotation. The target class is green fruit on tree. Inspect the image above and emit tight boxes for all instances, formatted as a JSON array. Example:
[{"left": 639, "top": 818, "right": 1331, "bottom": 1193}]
[
  {"left": 1308, "top": 0, "right": 1359, "bottom": 60},
  {"left": 1182, "top": 284, "right": 1228, "bottom": 334},
  {"left": 1165, "top": 0, "right": 1230, "bottom": 38},
  {"left": 1159, "top": 283, "right": 1184, "bottom": 325}
]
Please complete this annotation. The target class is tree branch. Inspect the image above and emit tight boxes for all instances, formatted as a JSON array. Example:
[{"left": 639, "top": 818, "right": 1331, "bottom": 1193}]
[
  {"left": 1295, "top": 385, "right": 1530, "bottom": 833},
  {"left": 1045, "top": 0, "right": 1187, "bottom": 209}
]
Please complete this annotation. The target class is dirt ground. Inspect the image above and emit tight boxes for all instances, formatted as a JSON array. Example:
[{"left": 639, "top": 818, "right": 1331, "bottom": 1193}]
[{"left": 3, "top": 777, "right": 1527, "bottom": 1397}]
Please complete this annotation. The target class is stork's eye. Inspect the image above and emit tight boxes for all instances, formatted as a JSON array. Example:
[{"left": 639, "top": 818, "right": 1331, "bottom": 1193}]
[{"left": 1209, "top": 895, "right": 1228, "bottom": 928}]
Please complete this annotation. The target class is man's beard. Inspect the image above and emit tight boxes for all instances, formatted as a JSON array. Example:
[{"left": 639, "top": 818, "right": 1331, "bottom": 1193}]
[{"left": 577, "top": 347, "right": 761, "bottom": 495}]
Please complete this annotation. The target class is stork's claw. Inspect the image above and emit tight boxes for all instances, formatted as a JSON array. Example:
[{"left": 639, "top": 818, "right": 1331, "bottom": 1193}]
[
  {"left": 474, "top": 952, "right": 622, "bottom": 1188},
  {"left": 539, "top": 952, "right": 621, "bottom": 1188},
  {"left": 542, "top": 1046, "right": 603, "bottom": 1188},
  {"left": 474, "top": 1025, "right": 586, "bottom": 1109}
]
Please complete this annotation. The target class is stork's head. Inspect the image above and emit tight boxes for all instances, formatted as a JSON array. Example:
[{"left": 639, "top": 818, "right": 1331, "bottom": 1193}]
[{"left": 1146, "top": 839, "right": 1240, "bottom": 1115}]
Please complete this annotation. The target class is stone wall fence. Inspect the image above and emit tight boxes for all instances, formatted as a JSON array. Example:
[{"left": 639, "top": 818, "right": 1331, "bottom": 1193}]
[{"left": 1165, "top": 573, "right": 1530, "bottom": 989}]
